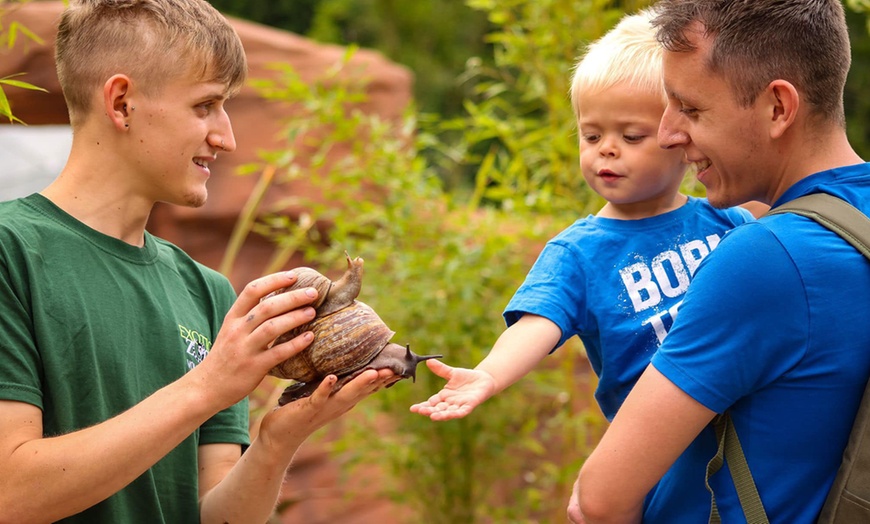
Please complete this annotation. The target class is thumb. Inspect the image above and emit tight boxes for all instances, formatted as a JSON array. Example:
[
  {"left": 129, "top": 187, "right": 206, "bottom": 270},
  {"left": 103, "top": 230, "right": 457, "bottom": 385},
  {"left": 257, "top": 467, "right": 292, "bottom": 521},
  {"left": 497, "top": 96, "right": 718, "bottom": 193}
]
[{"left": 426, "top": 357, "right": 454, "bottom": 380}]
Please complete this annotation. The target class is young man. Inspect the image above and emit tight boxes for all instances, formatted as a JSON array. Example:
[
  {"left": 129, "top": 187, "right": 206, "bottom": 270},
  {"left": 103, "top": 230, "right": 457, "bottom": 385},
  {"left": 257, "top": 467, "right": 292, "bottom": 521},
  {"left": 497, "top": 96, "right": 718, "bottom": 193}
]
[
  {"left": 0, "top": 1, "right": 396, "bottom": 522},
  {"left": 410, "top": 9, "right": 752, "bottom": 424},
  {"left": 569, "top": 1, "right": 869, "bottom": 522}
]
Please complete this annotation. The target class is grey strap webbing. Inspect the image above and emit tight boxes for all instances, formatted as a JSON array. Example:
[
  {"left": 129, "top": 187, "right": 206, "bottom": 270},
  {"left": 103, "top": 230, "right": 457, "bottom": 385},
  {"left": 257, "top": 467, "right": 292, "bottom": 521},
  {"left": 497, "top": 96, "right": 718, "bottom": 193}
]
[{"left": 706, "top": 193, "right": 870, "bottom": 524}]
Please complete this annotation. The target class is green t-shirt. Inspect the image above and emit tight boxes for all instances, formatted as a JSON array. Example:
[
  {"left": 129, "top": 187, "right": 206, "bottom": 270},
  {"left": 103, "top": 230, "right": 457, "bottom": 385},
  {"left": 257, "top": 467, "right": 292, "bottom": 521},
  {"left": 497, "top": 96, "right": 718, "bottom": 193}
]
[{"left": 0, "top": 194, "right": 250, "bottom": 523}]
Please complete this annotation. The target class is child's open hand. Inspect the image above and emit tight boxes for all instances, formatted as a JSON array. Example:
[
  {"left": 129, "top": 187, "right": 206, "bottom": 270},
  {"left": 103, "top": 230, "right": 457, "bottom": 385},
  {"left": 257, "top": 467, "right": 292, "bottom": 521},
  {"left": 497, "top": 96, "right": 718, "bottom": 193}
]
[{"left": 409, "top": 359, "right": 496, "bottom": 421}]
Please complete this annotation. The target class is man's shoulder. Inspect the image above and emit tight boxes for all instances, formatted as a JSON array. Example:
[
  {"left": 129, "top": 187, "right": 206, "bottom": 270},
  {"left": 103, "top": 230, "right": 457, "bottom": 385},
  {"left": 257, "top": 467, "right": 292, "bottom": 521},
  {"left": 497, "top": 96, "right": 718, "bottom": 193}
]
[
  {"left": 147, "top": 235, "right": 235, "bottom": 296},
  {"left": 0, "top": 195, "right": 56, "bottom": 238}
]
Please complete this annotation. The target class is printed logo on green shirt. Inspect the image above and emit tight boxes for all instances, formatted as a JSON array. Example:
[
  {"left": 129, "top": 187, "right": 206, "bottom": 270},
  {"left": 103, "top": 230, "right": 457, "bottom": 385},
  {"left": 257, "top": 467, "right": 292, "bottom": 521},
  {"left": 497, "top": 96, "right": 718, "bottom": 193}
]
[{"left": 179, "top": 324, "right": 213, "bottom": 370}]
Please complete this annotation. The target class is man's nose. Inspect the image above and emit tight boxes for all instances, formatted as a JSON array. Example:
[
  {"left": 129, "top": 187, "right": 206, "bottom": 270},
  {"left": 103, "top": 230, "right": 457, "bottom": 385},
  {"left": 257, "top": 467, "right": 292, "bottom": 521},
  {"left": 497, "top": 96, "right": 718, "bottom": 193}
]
[{"left": 658, "top": 105, "right": 688, "bottom": 150}]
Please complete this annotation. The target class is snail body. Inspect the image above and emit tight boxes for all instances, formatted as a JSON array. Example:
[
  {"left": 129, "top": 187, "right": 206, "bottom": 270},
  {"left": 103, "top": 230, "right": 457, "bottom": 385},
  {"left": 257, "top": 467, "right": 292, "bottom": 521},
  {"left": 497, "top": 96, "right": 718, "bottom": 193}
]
[{"left": 269, "top": 253, "right": 441, "bottom": 405}]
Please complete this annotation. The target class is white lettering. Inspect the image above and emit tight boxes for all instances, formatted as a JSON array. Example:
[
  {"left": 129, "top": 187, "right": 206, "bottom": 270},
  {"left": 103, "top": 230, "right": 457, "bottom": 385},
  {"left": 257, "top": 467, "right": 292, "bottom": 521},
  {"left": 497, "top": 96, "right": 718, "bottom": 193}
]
[
  {"left": 620, "top": 262, "right": 661, "bottom": 312},
  {"left": 680, "top": 239, "right": 710, "bottom": 276},
  {"left": 653, "top": 251, "right": 690, "bottom": 298},
  {"left": 620, "top": 235, "right": 722, "bottom": 312},
  {"left": 706, "top": 233, "right": 722, "bottom": 250},
  {"left": 643, "top": 300, "right": 683, "bottom": 344}
]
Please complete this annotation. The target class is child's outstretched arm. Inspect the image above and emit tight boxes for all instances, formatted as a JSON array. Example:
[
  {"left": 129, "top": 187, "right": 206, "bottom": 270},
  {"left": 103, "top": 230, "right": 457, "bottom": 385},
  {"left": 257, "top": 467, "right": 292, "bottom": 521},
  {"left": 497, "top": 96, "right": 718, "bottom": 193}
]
[{"left": 410, "top": 314, "right": 560, "bottom": 421}]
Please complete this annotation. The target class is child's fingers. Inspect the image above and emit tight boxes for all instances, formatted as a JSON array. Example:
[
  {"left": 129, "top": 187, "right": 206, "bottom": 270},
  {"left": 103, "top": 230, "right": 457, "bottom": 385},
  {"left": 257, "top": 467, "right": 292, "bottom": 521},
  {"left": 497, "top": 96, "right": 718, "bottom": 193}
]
[{"left": 425, "top": 358, "right": 453, "bottom": 379}]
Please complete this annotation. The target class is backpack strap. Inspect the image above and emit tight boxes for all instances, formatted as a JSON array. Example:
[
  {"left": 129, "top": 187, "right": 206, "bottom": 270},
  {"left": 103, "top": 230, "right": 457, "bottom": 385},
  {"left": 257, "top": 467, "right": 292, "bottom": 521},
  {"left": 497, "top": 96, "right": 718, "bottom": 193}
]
[
  {"left": 707, "top": 413, "right": 769, "bottom": 523},
  {"left": 766, "top": 192, "right": 870, "bottom": 257},
  {"left": 705, "top": 193, "right": 870, "bottom": 523}
]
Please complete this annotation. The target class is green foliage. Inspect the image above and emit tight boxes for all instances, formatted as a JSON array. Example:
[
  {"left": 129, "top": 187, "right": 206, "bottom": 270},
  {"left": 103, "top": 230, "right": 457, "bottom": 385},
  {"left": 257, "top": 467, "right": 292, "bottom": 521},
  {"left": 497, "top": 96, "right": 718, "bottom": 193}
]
[
  {"left": 0, "top": 1, "right": 47, "bottom": 124},
  {"left": 845, "top": 7, "right": 870, "bottom": 161},
  {"left": 431, "top": 0, "right": 652, "bottom": 204},
  {"left": 235, "top": 1, "right": 660, "bottom": 521},
  {"left": 207, "top": 0, "right": 491, "bottom": 117},
  {"left": 206, "top": 0, "right": 319, "bottom": 36},
  {"left": 246, "top": 56, "right": 604, "bottom": 521},
  {"left": 307, "top": 0, "right": 491, "bottom": 117}
]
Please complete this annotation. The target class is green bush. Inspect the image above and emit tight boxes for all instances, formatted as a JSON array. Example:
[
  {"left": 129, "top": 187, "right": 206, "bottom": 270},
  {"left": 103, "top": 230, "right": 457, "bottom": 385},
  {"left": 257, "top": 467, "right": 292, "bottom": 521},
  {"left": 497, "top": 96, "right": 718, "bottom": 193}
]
[{"left": 235, "top": 1, "right": 654, "bottom": 522}]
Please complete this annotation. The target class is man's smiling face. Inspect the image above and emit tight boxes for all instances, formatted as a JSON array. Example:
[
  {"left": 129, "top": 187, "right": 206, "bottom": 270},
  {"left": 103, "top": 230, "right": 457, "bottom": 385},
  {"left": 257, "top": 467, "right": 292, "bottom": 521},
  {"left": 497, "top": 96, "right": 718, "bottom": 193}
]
[{"left": 657, "top": 24, "right": 770, "bottom": 209}]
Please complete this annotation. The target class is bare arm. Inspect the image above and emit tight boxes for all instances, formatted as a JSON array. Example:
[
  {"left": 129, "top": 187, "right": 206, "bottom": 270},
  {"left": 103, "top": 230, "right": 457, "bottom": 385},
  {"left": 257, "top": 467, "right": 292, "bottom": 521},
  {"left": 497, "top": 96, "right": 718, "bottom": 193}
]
[
  {"left": 0, "top": 271, "right": 320, "bottom": 523},
  {"left": 567, "top": 365, "right": 715, "bottom": 524},
  {"left": 410, "top": 314, "right": 561, "bottom": 420},
  {"left": 198, "top": 369, "right": 396, "bottom": 523}
]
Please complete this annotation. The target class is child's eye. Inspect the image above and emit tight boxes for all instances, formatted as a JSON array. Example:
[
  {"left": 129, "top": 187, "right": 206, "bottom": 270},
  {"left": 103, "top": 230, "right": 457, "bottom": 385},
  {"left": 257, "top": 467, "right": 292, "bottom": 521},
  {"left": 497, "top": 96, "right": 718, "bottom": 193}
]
[
  {"left": 582, "top": 134, "right": 600, "bottom": 143},
  {"left": 624, "top": 135, "right": 645, "bottom": 143},
  {"left": 195, "top": 102, "right": 214, "bottom": 115}
]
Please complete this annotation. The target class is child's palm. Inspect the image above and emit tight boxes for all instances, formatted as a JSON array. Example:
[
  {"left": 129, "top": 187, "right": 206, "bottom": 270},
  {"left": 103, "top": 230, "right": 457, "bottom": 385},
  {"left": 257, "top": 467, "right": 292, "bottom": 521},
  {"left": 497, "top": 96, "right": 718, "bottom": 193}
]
[{"left": 409, "top": 359, "right": 496, "bottom": 421}]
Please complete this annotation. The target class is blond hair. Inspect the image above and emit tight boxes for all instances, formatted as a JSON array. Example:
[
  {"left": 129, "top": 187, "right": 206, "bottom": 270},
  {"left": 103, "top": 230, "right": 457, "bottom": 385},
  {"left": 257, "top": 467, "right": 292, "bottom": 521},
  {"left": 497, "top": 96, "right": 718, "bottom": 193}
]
[
  {"left": 570, "top": 8, "right": 664, "bottom": 118},
  {"left": 56, "top": 0, "right": 247, "bottom": 125}
]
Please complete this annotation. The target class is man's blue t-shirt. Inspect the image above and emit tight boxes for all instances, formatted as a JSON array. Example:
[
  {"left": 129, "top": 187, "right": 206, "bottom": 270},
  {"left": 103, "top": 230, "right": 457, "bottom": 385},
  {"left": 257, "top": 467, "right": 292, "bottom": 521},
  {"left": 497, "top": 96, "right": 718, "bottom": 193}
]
[
  {"left": 646, "top": 163, "right": 870, "bottom": 522},
  {"left": 503, "top": 196, "right": 752, "bottom": 420}
]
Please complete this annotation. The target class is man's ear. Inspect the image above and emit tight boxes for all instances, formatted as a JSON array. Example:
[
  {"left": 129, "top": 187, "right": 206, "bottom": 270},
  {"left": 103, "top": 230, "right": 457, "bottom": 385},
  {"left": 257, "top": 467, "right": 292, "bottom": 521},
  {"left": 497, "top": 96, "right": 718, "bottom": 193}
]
[
  {"left": 103, "top": 74, "right": 134, "bottom": 132},
  {"left": 766, "top": 79, "right": 799, "bottom": 140}
]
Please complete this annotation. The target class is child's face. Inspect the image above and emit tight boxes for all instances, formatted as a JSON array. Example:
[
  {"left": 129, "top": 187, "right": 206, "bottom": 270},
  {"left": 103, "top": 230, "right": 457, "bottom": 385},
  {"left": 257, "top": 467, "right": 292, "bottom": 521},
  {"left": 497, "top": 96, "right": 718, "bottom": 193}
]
[
  {"left": 577, "top": 83, "right": 687, "bottom": 218},
  {"left": 126, "top": 71, "right": 236, "bottom": 208}
]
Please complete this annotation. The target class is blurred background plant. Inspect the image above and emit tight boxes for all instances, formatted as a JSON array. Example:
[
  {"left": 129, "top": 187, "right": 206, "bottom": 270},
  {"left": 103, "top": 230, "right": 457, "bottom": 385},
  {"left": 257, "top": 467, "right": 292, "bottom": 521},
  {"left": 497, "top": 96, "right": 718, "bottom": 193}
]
[
  {"left": 227, "top": 0, "right": 870, "bottom": 521},
  {"left": 0, "top": 0, "right": 47, "bottom": 123},
  {"left": 229, "top": 0, "right": 650, "bottom": 521}
]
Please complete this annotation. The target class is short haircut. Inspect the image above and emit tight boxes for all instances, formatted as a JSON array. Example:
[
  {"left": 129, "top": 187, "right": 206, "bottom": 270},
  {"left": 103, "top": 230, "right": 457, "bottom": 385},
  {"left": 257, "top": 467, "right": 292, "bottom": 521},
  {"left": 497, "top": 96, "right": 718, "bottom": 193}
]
[
  {"left": 652, "top": 0, "right": 850, "bottom": 127},
  {"left": 570, "top": 8, "right": 665, "bottom": 118},
  {"left": 56, "top": 0, "right": 248, "bottom": 125}
]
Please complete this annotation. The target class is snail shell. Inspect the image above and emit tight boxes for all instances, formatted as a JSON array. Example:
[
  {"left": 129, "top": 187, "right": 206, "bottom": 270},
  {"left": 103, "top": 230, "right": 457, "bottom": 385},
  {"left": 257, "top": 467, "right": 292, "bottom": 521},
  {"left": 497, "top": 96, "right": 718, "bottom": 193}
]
[
  {"left": 270, "top": 300, "right": 396, "bottom": 382},
  {"left": 268, "top": 253, "right": 441, "bottom": 405}
]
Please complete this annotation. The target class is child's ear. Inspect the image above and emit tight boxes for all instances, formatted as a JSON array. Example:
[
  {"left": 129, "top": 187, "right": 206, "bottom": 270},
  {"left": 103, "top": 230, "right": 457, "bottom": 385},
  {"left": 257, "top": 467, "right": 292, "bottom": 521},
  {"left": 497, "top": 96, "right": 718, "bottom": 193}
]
[
  {"left": 765, "top": 79, "right": 799, "bottom": 140},
  {"left": 103, "top": 74, "right": 133, "bottom": 132}
]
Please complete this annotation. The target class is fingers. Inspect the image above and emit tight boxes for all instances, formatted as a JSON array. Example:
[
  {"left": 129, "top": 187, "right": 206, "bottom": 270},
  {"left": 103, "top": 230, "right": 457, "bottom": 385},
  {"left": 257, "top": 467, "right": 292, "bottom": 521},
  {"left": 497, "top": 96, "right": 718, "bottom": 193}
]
[
  {"left": 425, "top": 358, "right": 453, "bottom": 379},
  {"left": 409, "top": 393, "right": 473, "bottom": 421},
  {"left": 264, "top": 330, "right": 315, "bottom": 368},
  {"left": 229, "top": 271, "right": 318, "bottom": 327},
  {"left": 429, "top": 403, "right": 472, "bottom": 421},
  {"left": 225, "top": 271, "right": 322, "bottom": 351},
  {"left": 337, "top": 369, "right": 397, "bottom": 399},
  {"left": 296, "top": 370, "right": 394, "bottom": 423},
  {"left": 230, "top": 271, "right": 305, "bottom": 314}
]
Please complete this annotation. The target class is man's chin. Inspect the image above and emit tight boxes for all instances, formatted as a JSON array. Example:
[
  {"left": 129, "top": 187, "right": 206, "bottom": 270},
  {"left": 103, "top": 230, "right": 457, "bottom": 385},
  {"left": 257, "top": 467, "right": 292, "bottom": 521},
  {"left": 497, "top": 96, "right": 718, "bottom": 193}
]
[
  {"left": 707, "top": 194, "right": 751, "bottom": 210},
  {"left": 182, "top": 188, "right": 208, "bottom": 208},
  {"left": 704, "top": 190, "right": 736, "bottom": 210}
]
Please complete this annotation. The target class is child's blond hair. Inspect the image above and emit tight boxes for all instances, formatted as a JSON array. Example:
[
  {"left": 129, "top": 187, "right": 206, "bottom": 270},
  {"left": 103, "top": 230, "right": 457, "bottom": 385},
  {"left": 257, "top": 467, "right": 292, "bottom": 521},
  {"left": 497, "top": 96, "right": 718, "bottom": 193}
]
[
  {"left": 570, "top": 8, "right": 664, "bottom": 118},
  {"left": 56, "top": 0, "right": 247, "bottom": 126}
]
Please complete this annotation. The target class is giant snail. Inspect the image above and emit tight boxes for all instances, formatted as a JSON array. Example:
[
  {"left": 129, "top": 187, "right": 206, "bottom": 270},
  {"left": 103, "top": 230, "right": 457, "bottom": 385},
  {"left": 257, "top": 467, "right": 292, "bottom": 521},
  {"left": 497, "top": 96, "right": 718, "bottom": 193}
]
[{"left": 268, "top": 253, "right": 441, "bottom": 405}]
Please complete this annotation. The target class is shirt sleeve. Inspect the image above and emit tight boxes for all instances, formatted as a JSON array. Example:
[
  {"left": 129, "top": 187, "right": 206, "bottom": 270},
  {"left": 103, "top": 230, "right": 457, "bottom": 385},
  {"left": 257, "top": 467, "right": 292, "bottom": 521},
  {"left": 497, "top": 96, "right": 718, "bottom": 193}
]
[
  {"left": 0, "top": 240, "right": 43, "bottom": 407},
  {"left": 503, "top": 240, "right": 589, "bottom": 350}
]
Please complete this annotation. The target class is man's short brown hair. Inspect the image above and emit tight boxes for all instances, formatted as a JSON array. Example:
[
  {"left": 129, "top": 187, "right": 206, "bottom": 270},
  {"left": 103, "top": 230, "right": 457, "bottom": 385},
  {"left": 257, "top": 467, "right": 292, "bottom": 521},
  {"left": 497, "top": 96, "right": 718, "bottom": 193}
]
[
  {"left": 56, "top": 0, "right": 247, "bottom": 125},
  {"left": 652, "top": 0, "right": 850, "bottom": 127}
]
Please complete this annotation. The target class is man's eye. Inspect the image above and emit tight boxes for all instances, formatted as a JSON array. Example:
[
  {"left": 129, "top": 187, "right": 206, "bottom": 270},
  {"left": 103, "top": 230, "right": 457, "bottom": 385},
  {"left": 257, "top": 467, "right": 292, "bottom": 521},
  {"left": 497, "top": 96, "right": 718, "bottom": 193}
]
[{"left": 679, "top": 106, "right": 698, "bottom": 116}]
